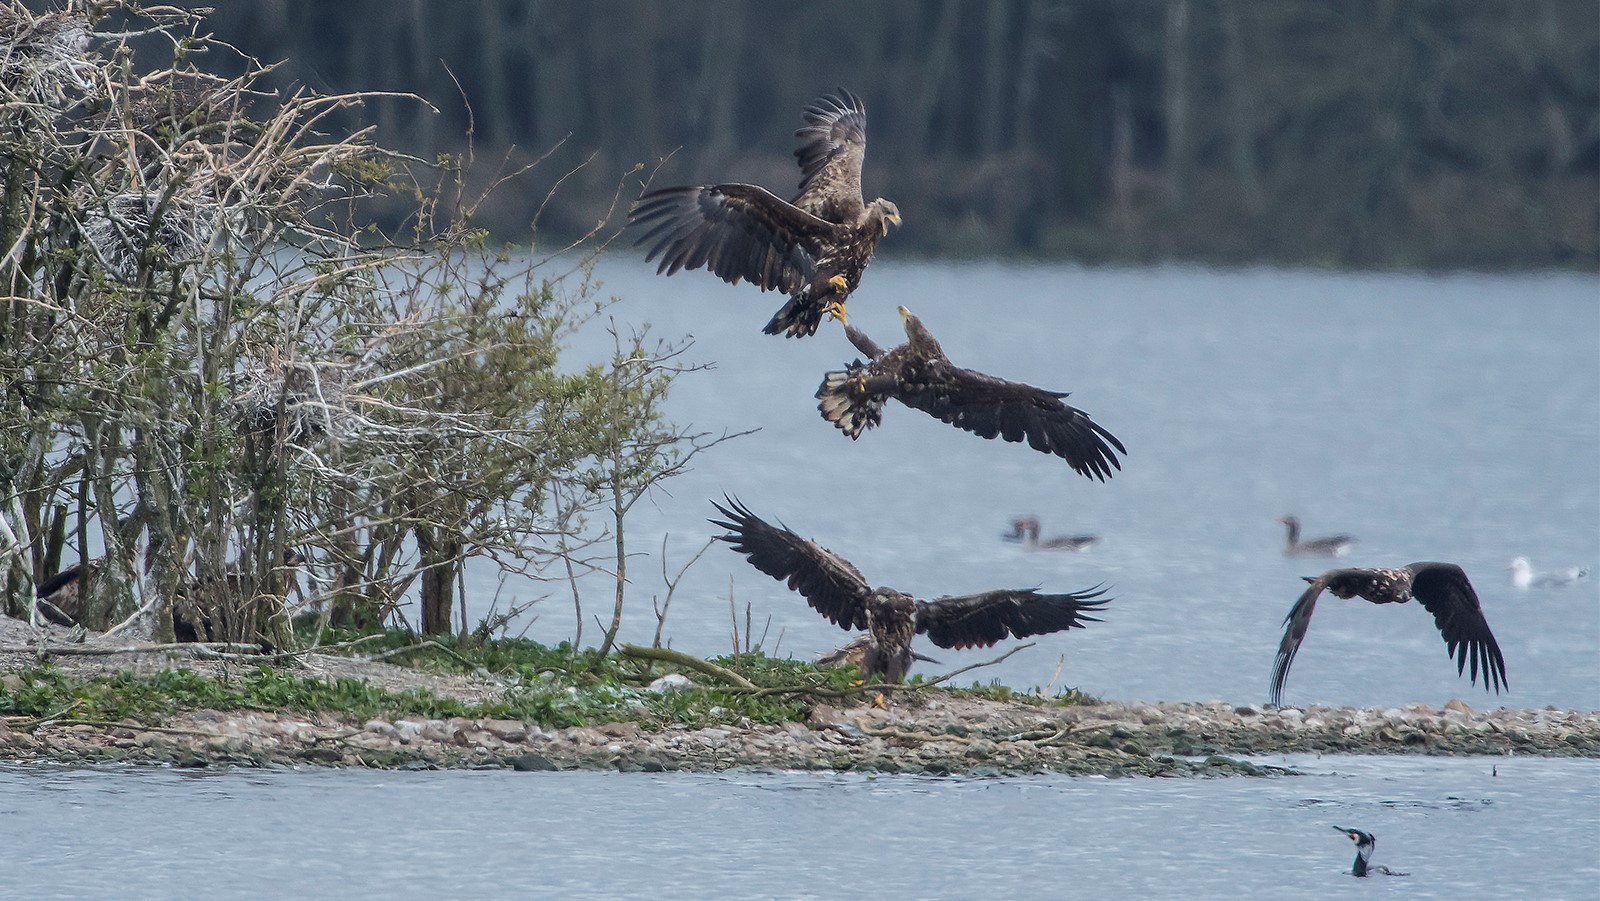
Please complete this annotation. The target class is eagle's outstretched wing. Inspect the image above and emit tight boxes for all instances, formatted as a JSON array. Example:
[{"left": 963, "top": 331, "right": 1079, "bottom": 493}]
[
  {"left": 896, "top": 362, "right": 1126, "bottom": 482},
  {"left": 709, "top": 497, "right": 874, "bottom": 631},
  {"left": 631, "top": 184, "right": 837, "bottom": 293},
  {"left": 1407, "top": 562, "right": 1508, "bottom": 694},
  {"left": 915, "top": 586, "right": 1109, "bottom": 651},
  {"left": 1268, "top": 575, "right": 1330, "bottom": 707},
  {"left": 793, "top": 89, "right": 867, "bottom": 209}
]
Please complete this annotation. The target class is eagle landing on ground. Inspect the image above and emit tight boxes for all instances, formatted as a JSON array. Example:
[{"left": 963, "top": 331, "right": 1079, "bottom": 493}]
[{"left": 710, "top": 497, "right": 1109, "bottom": 683}]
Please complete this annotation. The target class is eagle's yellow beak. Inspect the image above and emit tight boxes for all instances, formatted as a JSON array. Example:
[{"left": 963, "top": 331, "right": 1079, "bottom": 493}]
[{"left": 897, "top": 305, "right": 912, "bottom": 322}]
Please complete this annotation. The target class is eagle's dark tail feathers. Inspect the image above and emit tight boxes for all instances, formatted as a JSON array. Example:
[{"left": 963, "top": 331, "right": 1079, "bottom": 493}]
[{"left": 762, "top": 295, "right": 825, "bottom": 338}]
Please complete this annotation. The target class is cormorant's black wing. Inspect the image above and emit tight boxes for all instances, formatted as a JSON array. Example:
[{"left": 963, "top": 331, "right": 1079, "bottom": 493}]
[
  {"left": 1406, "top": 562, "right": 1508, "bottom": 694},
  {"left": 709, "top": 497, "right": 873, "bottom": 631},
  {"left": 914, "top": 586, "right": 1109, "bottom": 651},
  {"left": 1269, "top": 574, "right": 1332, "bottom": 707},
  {"left": 631, "top": 184, "right": 837, "bottom": 293},
  {"left": 893, "top": 362, "right": 1127, "bottom": 481}
]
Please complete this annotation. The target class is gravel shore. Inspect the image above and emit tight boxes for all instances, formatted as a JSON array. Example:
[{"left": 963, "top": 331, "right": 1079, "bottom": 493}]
[
  {"left": 4, "top": 694, "right": 1595, "bottom": 776},
  {"left": 4, "top": 619, "right": 1594, "bottom": 776}
]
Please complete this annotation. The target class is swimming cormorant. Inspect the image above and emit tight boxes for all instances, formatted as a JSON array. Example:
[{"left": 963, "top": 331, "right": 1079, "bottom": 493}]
[{"left": 1334, "top": 827, "right": 1407, "bottom": 877}]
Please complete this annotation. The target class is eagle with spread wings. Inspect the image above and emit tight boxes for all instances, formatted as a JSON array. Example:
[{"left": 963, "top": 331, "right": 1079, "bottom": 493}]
[
  {"left": 710, "top": 498, "right": 1109, "bottom": 683},
  {"left": 1268, "top": 562, "right": 1508, "bottom": 707},
  {"left": 631, "top": 89, "right": 900, "bottom": 338},
  {"left": 815, "top": 306, "right": 1126, "bottom": 481}
]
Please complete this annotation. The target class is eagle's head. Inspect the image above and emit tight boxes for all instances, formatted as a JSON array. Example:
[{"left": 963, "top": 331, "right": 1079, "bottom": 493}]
[
  {"left": 896, "top": 305, "right": 944, "bottom": 357},
  {"left": 870, "top": 198, "right": 901, "bottom": 235}
]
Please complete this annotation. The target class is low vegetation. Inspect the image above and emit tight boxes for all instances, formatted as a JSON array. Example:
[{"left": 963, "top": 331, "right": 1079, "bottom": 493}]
[{"left": 0, "top": 633, "right": 1096, "bottom": 734}]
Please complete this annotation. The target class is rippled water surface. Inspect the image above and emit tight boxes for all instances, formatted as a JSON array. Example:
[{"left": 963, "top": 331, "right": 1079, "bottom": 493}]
[
  {"left": 472, "top": 263, "right": 1599, "bottom": 711},
  {"left": 3, "top": 756, "right": 1596, "bottom": 900}
]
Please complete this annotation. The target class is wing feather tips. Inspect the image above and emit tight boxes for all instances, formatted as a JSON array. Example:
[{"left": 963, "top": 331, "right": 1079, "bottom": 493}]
[
  {"left": 1268, "top": 579, "right": 1326, "bottom": 707},
  {"left": 917, "top": 587, "right": 1110, "bottom": 651},
  {"left": 1410, "top": 562, "right": 1509, "bottom": 695}
]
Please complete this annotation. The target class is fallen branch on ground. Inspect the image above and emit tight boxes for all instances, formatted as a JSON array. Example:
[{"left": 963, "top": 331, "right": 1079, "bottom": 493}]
[
  {"left": 618, "top": 643, "right": 758, "bottom": 690},
  {"left": 923, "top": 643, "right": 1036, "bottom": 688}
]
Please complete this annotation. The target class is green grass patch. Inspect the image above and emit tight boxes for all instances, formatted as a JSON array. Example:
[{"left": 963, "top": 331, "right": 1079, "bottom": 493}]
[{"left": 0, "top": 634, "right": 1095, "bottom": 731}]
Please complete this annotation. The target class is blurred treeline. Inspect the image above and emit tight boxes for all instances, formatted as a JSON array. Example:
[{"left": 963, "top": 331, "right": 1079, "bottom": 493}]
[{"left": 194, "top": 1, "right": 1595, "bottom": 268}]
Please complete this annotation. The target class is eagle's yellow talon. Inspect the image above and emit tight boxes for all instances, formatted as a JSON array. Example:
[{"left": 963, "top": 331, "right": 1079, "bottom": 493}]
[
  {"left": 828, "top": 274, "right": 850, "bottom": 290},
  {"left": 873, "top": 692, "right": 887, "bottom": 710},
  {"left": 825, "top": 300, "right": 849, "bottom": 326}
]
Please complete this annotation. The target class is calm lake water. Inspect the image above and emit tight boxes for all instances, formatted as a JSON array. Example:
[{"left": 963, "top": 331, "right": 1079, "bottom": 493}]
[
  {"left": 471, "top": 262, "right": 1599, "bottom": 712},
  {"left": 3, "top": 755, "right": 1596, "bottom": 900},
  {"left": 7, "top": 264, "right": 1597, "bottom": 900}
]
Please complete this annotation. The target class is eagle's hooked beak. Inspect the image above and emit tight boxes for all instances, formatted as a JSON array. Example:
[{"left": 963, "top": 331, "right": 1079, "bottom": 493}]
[{"left": 897, "top": 305, "right": 912, "bottom": 323}]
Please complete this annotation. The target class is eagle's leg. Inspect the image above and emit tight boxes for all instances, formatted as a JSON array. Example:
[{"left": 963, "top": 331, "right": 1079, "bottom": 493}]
[
  {"left": 824, "top": 275, "right": 850, "bottom": 326},
  {"left": 872, "top": 691, "right": 887, "bottom": 710}
]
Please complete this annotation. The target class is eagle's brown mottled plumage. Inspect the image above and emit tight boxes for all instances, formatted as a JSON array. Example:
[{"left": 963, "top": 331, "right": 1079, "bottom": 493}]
[
  {"left": 630, "top": 89, "right": 900, "bottom": 338},
  {"left": 710, "top": 497, "right": 1109, "bottom": 682},
  {"left": 816, "top": 307, "right": 1127, "bottom": 481},
  {"left": 1269, "top": 562, "right": 1508, "bottom": 707}
]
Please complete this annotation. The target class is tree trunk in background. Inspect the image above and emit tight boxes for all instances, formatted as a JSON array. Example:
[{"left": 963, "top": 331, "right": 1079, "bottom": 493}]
[
  {"left": 1109, "top": 82, "right": 1134, "bottom": 232},
  {"left": 415, "top": 524, "right": 460, "bottom": 636},
  {"left": 692, "top": 0, "right": 746, "bottom": 178},
  {"left": 1010, "top": 0, "right": 1049, "bottom": 154},
  {"left": 980, "top": 1, "right": 1013, "bottom": 157},
  {"left": 1163, "top": 0, "right": 1190, "bottom": 210},
  {"left": 911, "top": 0, "right": 963, "bottom": 155},
  {"left": 1219, "top": 0, "right": 1263, "bottom": 215}
]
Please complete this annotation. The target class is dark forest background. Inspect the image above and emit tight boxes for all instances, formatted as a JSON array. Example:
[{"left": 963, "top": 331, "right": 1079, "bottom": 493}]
[{"left": 188, "top": 1, "right": 1595, "bottom": 268}]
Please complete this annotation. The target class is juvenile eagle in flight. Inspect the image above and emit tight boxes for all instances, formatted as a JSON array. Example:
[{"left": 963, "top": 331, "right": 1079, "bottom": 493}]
[
  {"left": 710, "top": 497, "right": 1109, "bottom": 682},
  {"left": 630, "top": 89, "right": 900, "bottom": 338},
  {"left": 1268, "top": 562, "right": 1508, "bottom": 707},
  {"left": 815, "top": 307, "right": 1126, "bottom": 481}
]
